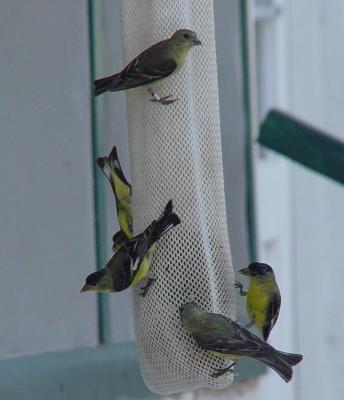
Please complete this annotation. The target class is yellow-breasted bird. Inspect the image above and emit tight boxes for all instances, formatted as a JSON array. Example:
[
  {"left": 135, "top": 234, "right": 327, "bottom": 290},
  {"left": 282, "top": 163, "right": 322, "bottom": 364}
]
[
  {"left": 96, "top": 146, "right": 161, "bottom": 280},
  {"left": 180, "top": 302, "right": 302, "bottom": 382},
  {"left": 235, "top": 262, "right": 281, "bottom": 341},
  {"left": 81, "top": 200, "right": 180, "bottom": 295},
  {"left": 93, "top": 29, "right": 201, "bottom": 105},
  {"left": 96, "top": 146, "right": 133, "bottom": 251}
]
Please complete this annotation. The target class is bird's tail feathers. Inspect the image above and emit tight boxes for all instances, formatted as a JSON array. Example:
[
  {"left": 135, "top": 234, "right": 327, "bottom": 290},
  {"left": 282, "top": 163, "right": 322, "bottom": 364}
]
[
  {"left": 258, "top": 355, "right": 293, "bottom": 383},
  {"left": 96, "top": 146, "right": 131, "bottom": 189},
  {"left": 96, "top": 154, "right": 112, "bottom": 183},
  {"left": 277, "top": 351, "right": 303, "bottom": 367},
  {"left": 93, "top": 73, "right": 119, "bottom": 97},
  {"left": 149, "top": 200, "right": 180, "bottom": 244}
]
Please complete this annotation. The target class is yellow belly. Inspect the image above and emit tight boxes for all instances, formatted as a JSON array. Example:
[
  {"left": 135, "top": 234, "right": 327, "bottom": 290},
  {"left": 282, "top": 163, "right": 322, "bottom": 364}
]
[
  {"left": 130, "top": 244, "right": 156, "bottom": 287},
  {"left": 246, "top": 278, "right": 274, "bottom": 331}
]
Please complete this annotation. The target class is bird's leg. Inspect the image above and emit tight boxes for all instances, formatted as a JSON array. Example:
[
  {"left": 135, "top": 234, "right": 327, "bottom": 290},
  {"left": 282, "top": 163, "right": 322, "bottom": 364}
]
[
  {"left": 211, "top": 362, "right": 237, "bottom": 379},
  {"left": 139, "top": 276, "right": 156, "bottom": 297},
  {"left": 148, "top": 88, "right": 178, "bottom": 105},
  {"left": 234, "top": 280, "right": 247, "bottom": 296}
]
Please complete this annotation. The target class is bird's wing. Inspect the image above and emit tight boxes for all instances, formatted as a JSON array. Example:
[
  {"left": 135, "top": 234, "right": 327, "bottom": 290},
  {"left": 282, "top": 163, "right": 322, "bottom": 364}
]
[
  {"left": 125, "top": 223, "right": 155, "bottom": 273},
  {"left": 193, "top": 331, "right": 262, "bottom": 357},
  {"left": 118, "top": 42, "right": 177, "bottom": 90},
  {"left": 263, "top": 290, "right": 281, "bottom": 341},
  {"left": 192, "top": 314, "right": 269, "bottom": 357},
  {"left": 107, "top": 249, "right": 133, "bottom": 291},
  {"left": 108, "top": 228, "right": 153, "bottom": 292}
]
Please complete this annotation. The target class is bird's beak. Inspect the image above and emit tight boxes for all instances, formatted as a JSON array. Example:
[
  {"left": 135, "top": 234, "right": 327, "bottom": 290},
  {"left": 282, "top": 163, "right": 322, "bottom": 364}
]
[
  {"left": 193, "top": 38, "right": 202, "bottom": 46},
  {"left": 238, "top": 267, "right": 249, "bottom": 276},
  {"left": 80, "top": 283, "right": 91, "bottom": 293}
]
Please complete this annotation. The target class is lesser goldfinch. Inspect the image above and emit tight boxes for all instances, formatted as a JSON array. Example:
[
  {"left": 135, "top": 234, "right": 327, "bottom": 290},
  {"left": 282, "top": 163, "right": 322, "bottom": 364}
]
[
  {"left": 235, "top": 262, "right": 281, "bottom": 341},
  {"left": 97, "top": 146, "right": 159, "bottom": 287},
  {"left": 81, "top": 200, "right": 180, "bottom": 295},
  {"left": 93, "top": 29, "right": 201, "bottom": 104},
  {"left": 179, "top": 302, "right": 302, "bottom": 382},
  {"left": 96, "top": 146, "right": 133, "bottom": 246}
]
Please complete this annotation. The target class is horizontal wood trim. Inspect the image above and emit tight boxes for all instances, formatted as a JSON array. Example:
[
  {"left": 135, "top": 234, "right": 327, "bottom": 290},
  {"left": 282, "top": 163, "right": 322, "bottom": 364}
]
[{"left": 0, "top": 343, "right": 155, "bottom": 400}]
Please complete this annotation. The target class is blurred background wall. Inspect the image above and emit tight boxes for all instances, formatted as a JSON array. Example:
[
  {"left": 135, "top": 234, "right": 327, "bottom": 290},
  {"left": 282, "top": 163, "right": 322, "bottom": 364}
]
[
  {"left": 0, "top": 0, "right": 343, "bottom": 399},
  {"left": 0, "top": 0, "right": 98, "bottom": 359}
]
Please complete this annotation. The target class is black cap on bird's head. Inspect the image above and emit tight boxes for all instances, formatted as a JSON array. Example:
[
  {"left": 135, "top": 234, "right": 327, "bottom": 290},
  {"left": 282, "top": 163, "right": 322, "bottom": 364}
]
[
  {"left": 80, "top": 269, "right": 107, "bottom": 292},
  {"left": 239, "top": 262, "right": 274, "bottom": 277},
  {"left": 171, "top": 29, "right": 202, "bottom": 46}
]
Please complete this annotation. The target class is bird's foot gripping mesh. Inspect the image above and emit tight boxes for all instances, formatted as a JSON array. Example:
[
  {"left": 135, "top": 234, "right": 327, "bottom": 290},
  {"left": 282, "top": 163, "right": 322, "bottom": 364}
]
[{"left": 121, "top": 0, "right": 236, "bottom": 395}]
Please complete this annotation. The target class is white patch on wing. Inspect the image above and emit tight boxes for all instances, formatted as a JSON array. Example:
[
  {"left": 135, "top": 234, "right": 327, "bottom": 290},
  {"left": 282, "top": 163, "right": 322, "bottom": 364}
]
[{"left": 131, "top": 256, "right": 140, "bottom": 271}]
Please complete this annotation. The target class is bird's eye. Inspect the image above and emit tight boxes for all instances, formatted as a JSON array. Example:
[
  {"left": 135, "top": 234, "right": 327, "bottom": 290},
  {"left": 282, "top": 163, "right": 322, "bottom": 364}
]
[{"left": 183, "top": 34, "right": 189, "bottom": 39}]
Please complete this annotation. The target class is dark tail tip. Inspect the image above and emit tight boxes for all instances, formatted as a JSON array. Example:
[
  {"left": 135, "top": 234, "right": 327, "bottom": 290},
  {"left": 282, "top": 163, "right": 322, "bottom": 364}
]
[
  {"left": 107, "top": 146, "right": 131, "bottom": 188},
  {"left": 96, "top": 156, "right": 107, "bottom": 170},
  {"left": 164, "top": 199, "right": 173, "bottom": 215},
  {"left": 151, "top": 200, "right": 181, "bottom": 242},
  {"left": 108, "top": 146, "right": 119, "bottom": 166},
  {"left": 93, "top": 76, "right": 112, "bottom": 97},
  {"left": 261, "top": 357, "right": 293, "bottom": 383},
  {"left": 278, "top": 352, "right": 303, "bottom": 367}
]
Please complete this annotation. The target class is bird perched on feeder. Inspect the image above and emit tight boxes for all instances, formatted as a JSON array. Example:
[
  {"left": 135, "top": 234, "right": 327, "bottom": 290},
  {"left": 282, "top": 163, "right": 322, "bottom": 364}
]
[
  {"left": 180, "top": 302, "right": 302, "bottom": 382},
  {"left": 93, "top": 29, "right": 202, "bottom": 105},
  {"left": 235, "top": 262, "right": 281, "bottom": 341},
  {"left": 96, "top": 146, "right": 132, "bottom": 251},
  {"left": 81, "top": 200, "right": 180, "bottom": 296},
  {"left": 96, "top": 146, "right": 175, "bottom": 295}
]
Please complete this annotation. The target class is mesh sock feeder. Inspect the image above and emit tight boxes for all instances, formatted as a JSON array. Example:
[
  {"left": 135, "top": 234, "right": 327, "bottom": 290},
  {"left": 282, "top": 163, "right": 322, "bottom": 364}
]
[{"left": 121, "top": 0, "right": 236, "bottom": 394}]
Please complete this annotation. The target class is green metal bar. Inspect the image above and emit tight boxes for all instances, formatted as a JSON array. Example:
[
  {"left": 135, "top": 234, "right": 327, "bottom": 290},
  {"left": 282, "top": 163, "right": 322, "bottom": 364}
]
[
  {"left": 259, "top": 109, "right": 344, "bottom": 185},
  {"left": 240, "top": 0, "right": 258, "bottom": 262},
  {"left": 88, "top": 0, "right": 111, "bottom": 344},
  {"left": 0, "top": 344, "right": 156, "bottom": 400}
]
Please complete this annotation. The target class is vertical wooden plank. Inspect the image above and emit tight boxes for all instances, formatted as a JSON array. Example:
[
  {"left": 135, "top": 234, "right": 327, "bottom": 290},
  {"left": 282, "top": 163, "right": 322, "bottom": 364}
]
[
  {"left": 0, "top": 0, "right": 98, "bottom": 358},
  {"left": 287, "top": 1, "right": 344, "bottom": 399},
  {"left": 247, "top": 1, "right": 298, "bottom": 399}
]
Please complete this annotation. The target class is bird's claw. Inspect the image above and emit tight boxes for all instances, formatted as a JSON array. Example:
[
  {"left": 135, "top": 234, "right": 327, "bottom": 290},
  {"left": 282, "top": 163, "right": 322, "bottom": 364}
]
[
  {"left": 211, "top": 363, "right": 236, "bottom": 379},
  {"left": 148, "top": 88, "right": 178, "bottom": 105},
  {"left": 234, "top": 280, "right": 247, "bottom": 296},
  {"left": 139, "top": 277, "right": 156, "bottom": 297},
  {"left": 234, "top": 280, "right": 242, "bottom": 289}
]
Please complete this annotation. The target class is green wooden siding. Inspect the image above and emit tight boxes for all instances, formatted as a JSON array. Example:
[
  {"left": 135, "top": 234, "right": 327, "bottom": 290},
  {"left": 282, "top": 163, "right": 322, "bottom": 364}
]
[{"left": 259, "top": 109, "right": 344, "bottom": 185}]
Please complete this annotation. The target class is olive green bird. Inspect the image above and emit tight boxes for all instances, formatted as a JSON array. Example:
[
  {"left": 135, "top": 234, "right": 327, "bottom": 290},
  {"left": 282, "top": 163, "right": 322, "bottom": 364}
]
[
  {"left": 180, "top": 302, "right": 302, "bottom": 382},
  {"left": 235, "top": 262, "right": 281, "bottom": 341},
  {"left": 93, "top": 29, "right": 202, "bottom": 104},
  {"left": 81, "top": 200, "right": 180, "bottom": 295},
  {"left": 96, "top": 146, "right": 132, "bottom": 251}
]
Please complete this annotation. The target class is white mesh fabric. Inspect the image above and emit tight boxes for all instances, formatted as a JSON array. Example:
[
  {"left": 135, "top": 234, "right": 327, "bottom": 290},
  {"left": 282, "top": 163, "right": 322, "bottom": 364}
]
[{"left": 120, "top": 0, "right": 236, "bottom": 395}]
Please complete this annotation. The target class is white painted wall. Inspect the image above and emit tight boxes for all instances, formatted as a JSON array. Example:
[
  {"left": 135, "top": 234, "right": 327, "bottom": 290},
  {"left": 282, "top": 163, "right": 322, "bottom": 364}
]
[
  {"left": 0, "top": 0, "right": 98, "bottom": 358},
  {"left": 288, "top": 1, "right": 344, "bottom": 399},
  {"left": 230, "top": 0, "right": 344, "bottom": 399}
]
